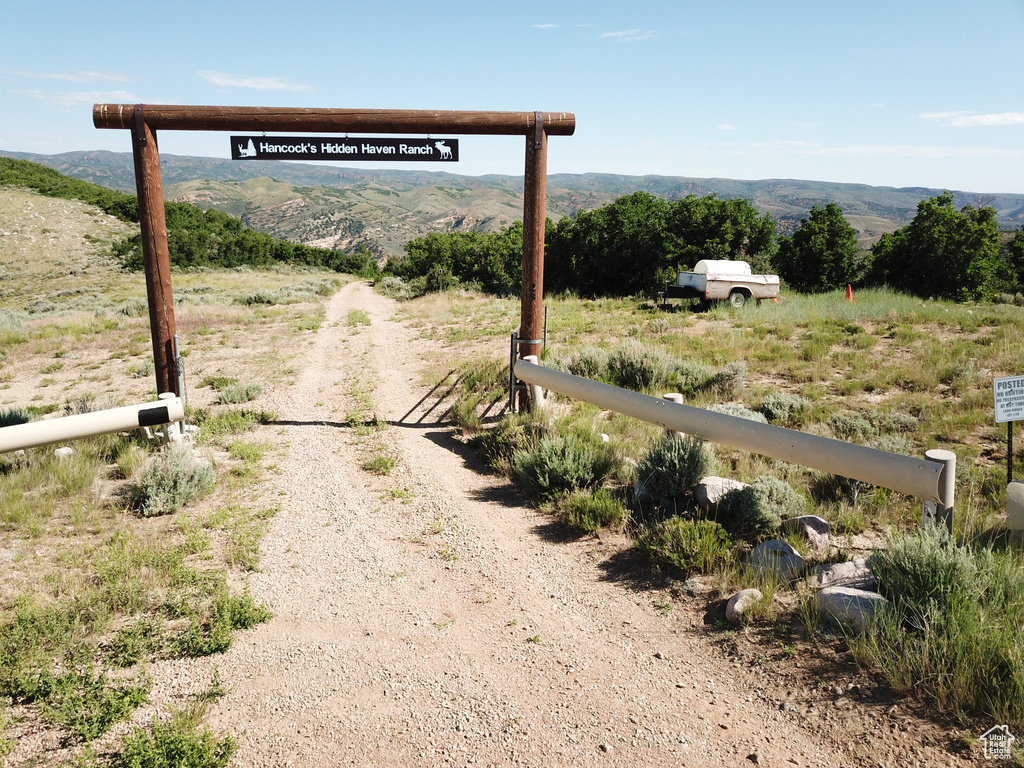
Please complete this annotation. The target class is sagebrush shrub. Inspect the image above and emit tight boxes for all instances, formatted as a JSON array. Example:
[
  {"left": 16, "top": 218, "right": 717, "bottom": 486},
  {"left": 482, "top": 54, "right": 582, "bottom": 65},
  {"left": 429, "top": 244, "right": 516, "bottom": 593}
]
[
  {"left": 717, "top": 476, "right": 805, "bottom": 541},
  {"left": 636, "top": 516, "right": 733, "bottom": 575},
  {"left": 708, "top": 403, "right": 767, "bottom": 423},
  {"left": 124, "top": 445, "right": 215, "bottom": 517},
  {"left": 215, "top": 382, "right": 262, "bottom": 405},
  {"left": 636, "top": 435, "right": 716, "bottom": 502},
  {"left": 512, "top": 431, "right": 618, "bottom": 500},
  {"left": 869, "top": 434, "right": 913, "bottom": 455},
  {"left": 64, "top": 393, "right": 120, "bottom": 416},
  {"left": 555, "top": 346, "right": 611, "bottom": 381},
  {"left": 829, "top": 412, "right": 877, "bottom": 443},
  {"left": 0, "top": 407, "right": 31, "bottom": 428},
  {"left": 672, "top": 361, "right": 716, "bottom": 397},
  {"left": 869, "top": 410, "right": 919, "bottom": 434},
  {"left": 605, "top": 340, "right": 676, "bottom": 390},
  {"left": 757, "top": 392, "right": 812, "bottom": 427},
  {"left": 709, "top": 360, "right": 747, "bottom": 399},
  {"left": 868, "top": 527, "right": 981, "bottom": 613}
]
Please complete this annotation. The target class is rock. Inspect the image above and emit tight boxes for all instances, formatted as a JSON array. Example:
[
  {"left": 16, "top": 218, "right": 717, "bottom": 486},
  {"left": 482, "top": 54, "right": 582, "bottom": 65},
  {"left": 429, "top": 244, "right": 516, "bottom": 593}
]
[
  {"left": 599, "top": 743, "right": 612, "bottom": 753},
  {"left": 725, "top": 588, "right": 763, "bottom": 623},
  {"left": 781, "top": 514, "right": 830, "bottom": 551},
  {"left": 816, "top": 586, "right": 888, "bottom": 634},
  {"left": 811, "top": 559, "right": 875, "bottom": 591},
  {"left": 749, "top": 540, "right": 804, "bottom": 580},
  {"left": 748, "top": 752, "right": 761, "bottom": 764},
  {"left": 654, "top": 651, "right": 665, "bottom": 659},
  {"left": 53, "top": 446, "right": 75, "bottom": 459},
  {"left": 695, "top": 476, "right": 748, "bottom": 509}
]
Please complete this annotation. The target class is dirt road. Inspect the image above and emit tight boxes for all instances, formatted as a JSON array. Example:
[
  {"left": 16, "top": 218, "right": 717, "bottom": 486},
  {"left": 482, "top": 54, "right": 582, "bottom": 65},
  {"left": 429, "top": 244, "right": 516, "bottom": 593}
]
[{"left": 146, "top": 281, "right": 971, "bottom": 767}]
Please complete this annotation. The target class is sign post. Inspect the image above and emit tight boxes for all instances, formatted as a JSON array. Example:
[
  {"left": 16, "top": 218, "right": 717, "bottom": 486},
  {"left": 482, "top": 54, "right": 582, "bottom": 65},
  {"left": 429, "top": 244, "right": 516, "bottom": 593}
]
[{"left": 993, "top": 375, "right": 1024, "bottom": 484}]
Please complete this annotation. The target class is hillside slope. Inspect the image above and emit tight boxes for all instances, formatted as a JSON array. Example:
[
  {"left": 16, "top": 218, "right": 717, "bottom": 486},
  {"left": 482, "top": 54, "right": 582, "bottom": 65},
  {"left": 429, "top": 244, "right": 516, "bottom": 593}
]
[{"left": 5, "top": 149, "right": 1024, "bottom": 257}]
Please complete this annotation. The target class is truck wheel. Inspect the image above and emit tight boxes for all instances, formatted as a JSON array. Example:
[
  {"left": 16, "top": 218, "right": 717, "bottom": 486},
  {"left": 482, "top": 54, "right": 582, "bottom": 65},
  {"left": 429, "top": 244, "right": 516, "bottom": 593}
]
[{"left": 728, "top": 290, "right": 748, "bottom": 308}]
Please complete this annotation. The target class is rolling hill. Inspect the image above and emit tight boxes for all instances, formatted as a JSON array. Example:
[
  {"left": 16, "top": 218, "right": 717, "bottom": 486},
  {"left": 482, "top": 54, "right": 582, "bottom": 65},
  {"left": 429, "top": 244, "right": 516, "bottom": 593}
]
[{"left": 4, "top": 149, "right": 1024, "bottom": 258}]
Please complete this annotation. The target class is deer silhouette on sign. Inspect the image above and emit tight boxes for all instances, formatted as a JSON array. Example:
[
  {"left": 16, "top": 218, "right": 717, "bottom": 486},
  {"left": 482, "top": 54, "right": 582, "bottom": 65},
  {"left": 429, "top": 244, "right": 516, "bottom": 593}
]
[
  {"left": 434, "top": 141, "right": 452, "bottom": 160},
  {"left": 238, "top": 139, "right": 257, "bottom": 158}
]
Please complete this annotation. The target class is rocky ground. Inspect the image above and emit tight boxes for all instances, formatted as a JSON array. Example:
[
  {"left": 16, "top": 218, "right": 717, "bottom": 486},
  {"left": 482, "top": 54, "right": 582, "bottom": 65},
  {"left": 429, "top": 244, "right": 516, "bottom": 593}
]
[{"left": 131, "top": 281, "right": 991, "bottom": 767}]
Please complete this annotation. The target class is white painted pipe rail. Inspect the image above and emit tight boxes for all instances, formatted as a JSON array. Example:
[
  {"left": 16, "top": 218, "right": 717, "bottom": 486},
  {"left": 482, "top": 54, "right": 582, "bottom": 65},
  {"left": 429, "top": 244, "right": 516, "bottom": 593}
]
[
  {"left": 0, "top": 395, "right": 185, "bottom": 454},
  {"left": 513, "top": 359, "right": 949, "bottom": 504}
]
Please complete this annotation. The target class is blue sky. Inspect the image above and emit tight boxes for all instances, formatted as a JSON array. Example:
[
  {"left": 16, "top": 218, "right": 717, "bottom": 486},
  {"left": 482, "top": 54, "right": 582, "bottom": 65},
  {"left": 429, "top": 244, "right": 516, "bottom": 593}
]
[{"left": 3, "top": 0, "right": 1024, "bottom": 193}]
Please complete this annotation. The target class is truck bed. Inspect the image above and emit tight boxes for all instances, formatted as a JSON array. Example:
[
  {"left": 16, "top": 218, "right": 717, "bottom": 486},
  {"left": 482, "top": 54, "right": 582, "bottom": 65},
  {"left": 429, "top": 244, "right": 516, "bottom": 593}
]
[{"left": 665, "top": 271, "right": 780, "bottom": 301}]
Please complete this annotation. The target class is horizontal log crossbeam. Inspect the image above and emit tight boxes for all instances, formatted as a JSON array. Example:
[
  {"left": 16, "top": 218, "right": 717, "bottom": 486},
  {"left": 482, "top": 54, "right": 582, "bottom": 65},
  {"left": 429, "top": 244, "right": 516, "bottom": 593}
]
[{"left": 93, "top": 105, "right": 575, "bottom": 136}]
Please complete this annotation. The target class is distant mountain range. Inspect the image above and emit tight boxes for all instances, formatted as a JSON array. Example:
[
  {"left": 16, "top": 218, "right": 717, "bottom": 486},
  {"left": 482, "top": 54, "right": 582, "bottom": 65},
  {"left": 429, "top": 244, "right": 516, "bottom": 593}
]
[{"left": 4, "top": 149, "right": 1024, "bottom": 258}]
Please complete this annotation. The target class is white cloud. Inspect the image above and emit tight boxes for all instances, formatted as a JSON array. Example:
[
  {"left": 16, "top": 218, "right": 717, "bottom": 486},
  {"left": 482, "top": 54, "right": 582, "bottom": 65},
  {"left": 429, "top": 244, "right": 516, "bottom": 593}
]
[
  {"left": 921, "top": 111, "right": 1024, "bottom": 127},
  {"left": 0, "top": 68, "right": 131, "bottom": 84},
  {"left": 17, "top": 89, "right": 140, "bottom": 108},
  {"left": 197, "top": 70, "right": 314, "bottom": 92},
  {"left": 717, "top": 124, "right": 737, "bottom": 131},
  {"left": 600, "top": 29, "right": 655, "bottom": 41}
]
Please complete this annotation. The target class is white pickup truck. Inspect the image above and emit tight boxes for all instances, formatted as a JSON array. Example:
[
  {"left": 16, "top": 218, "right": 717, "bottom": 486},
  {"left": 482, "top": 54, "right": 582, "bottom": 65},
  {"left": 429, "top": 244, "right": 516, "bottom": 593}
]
[{"left": 665, "top": 259, "right": 780, "bottom": 307}]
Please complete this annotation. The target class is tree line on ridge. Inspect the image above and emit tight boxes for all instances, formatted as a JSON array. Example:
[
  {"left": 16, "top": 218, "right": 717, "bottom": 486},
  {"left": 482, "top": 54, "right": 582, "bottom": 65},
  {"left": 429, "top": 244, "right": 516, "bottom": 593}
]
[{"left": 388, "top": 190, "right": 1024, "bottom": 302}]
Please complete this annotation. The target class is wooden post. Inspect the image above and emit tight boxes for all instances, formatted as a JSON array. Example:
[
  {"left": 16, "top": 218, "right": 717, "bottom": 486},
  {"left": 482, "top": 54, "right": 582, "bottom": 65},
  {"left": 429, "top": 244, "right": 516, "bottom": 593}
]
[
  {"left": 518, "top": 115, "right": 547, "bottom": 410},
  {"left": 130, "top": 106, "right": 178, "bottom": 396}
]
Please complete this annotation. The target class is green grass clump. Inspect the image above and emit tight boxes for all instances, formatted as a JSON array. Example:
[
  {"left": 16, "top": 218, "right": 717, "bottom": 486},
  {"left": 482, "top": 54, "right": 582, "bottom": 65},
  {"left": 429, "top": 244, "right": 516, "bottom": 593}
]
[
  {"left": 115, "top": 704, "right": 236, "bottom": 768},
  {"left": 716, "top": 476, "right": 805, "bottom": 542},
  {"left": 346, "top": 309, "right": 371, "bottom": 327},
  {"left": 561, "top": 487, "right": 627, "bottom": 533},
  {"left": 635, "top": 435, "right": 716, "bottom": 505},
  {"left": 41, "top": 667, "right": 151, "bottom": 742},
  {"left": 199, "top": 376, "right": 238, "bottom": 391},
  {"left": 124, "top": 445, "right": 215, "bottom": 518},
  {"left": 636, "top": 517, "right": 733, "bottom": 575},
  {"left": 172, "top": 588, "right": 272, "bottom": 658},
  {"left": 852, "top": 528, "right": 1024, "bottom": 730},
  {"left": 109, "top": 618, "right": 166, "bottom": 668},
  {"left": 448, "top": 357, "right": 508, "bottom": 435},
  {"left": 471, "top": 413, "right": 547, "bottom": 475},
  {"left": 195, "top": 409, "right": 275, "bottom": 447}
]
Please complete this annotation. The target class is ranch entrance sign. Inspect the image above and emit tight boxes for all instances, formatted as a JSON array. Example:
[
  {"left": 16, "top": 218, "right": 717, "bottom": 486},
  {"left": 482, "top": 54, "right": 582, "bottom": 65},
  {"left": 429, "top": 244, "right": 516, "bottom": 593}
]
[
  {"left": 230, "top": 135, "right": 459, "bottom": 162},
  {"left": 93, "top": 104, "right": 574, "bottom": 407}
]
